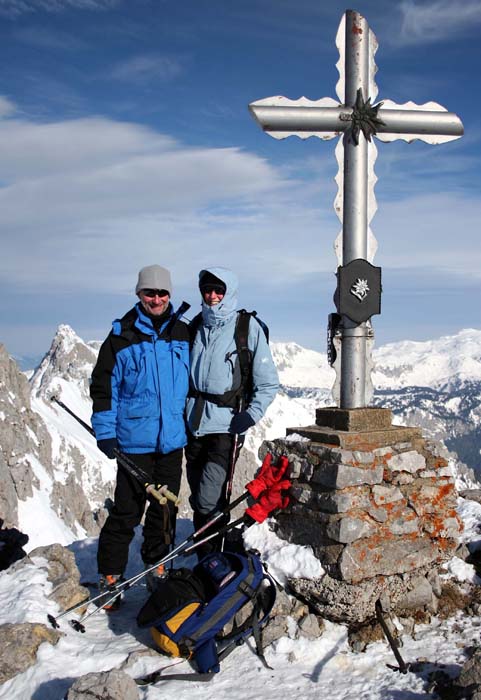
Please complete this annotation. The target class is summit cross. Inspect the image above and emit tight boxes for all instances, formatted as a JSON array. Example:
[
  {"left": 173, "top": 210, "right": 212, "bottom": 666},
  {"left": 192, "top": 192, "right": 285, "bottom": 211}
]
[{"left": 249, "top": 9, "right": 464, "bottom": 410}]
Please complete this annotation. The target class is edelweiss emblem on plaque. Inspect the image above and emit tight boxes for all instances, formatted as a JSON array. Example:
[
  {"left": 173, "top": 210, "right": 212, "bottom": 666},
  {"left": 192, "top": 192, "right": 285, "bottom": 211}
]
[{"left": 350, "top": 278, "right": 370, "bottom": 301}]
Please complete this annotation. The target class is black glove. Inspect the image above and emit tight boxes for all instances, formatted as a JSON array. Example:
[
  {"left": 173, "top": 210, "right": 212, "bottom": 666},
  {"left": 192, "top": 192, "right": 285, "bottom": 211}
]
[
  {"left": 97, "top": 438, "right": 118, "bottom": 459},
  {"left": 229, "top": 411, "right": 255, "bottom": 434}
]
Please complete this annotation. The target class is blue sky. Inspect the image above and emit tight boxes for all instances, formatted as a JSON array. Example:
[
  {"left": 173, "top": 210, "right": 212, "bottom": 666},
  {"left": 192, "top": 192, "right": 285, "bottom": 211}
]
[{"left": 0, "top": 0, "right": 480, "bottom": 359}]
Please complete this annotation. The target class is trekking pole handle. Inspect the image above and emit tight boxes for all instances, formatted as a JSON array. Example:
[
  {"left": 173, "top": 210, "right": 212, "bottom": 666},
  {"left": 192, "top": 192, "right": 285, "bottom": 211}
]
[
  {"left": 190, "top": 490, "right": 250, "bottom": 542},
  {"left": 158, "top": 484, "right": 181, "bottom": 506},
  {"left": 226, "top": 490, "right": 249, "bottom": 512},
  {"left": 145, "top": 483, "right": 168, "bottom": 505},
  {"left": 50, "top": 395, "right": 178, "bottom": 507}
]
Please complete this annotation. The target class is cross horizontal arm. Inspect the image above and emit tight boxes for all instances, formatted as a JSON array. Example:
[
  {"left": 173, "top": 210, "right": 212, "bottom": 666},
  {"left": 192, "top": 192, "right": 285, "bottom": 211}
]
[
  {"left": 378, "top": 107, "right": 463, "bottom": 139},
  {"left": 249, "top": 98, "right": 463, "bottom": 143},
  {"left": 249, "top": 103, "right": 345, "bottom": 138}
]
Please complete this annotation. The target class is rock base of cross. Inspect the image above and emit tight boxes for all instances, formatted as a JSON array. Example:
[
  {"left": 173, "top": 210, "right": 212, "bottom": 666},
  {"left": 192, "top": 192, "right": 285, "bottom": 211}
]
[
  {"left": 259, "top": 424, "right": 461, "bottom": 624},
  {"left": 287, "top": 407, "right": 423, "bottom": 451}
]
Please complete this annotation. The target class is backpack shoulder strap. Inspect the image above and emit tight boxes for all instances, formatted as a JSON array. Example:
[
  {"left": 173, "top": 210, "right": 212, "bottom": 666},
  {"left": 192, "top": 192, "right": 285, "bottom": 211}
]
[
  {"left": 235, "top": 310, "right": 252, "bottom": 388},
  {"left": 189, "top": 312, "right": 203, "bottom": 347},
  {"left": 251, "top": 311, "right": 269, "bottom": 343}
]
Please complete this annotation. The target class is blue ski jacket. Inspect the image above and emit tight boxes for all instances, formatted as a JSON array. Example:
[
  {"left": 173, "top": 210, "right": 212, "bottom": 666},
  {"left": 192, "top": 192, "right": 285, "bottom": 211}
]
[
  {"left": 186, "top": 267, "right": 279, "bottom": 436},
  {"left": 90, "top": 302, "right": 190, "bottom": 454}
]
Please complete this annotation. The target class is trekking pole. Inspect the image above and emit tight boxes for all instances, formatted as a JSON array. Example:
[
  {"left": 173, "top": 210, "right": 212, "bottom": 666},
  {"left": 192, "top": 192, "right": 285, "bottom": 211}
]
[
  {"left": 47, "top": 490, "right": 251, "bottom": 630},
  {"left": 69, "top": 515, "right": 247, "bottom": 632},
  {"left": 221, "top": 432, "right": 240, "bottom": 551},
  {"left": 49, "top": 395, "right": 177, "bottom": 506},
  {"left": 375, "top": 600, "right": 408, "bottom": 674},
  {"left": 225, "top": 433, "right": 239, "bottom": 507}
]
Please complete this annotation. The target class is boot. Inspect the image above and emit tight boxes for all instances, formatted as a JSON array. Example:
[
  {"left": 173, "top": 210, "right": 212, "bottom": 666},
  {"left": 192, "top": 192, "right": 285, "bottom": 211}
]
[
  {"left": 145, "top": 563, "right": 166, "bottom": 593},
  {"left": 99, "top": 574, "right": 123, "bottom": 612}
]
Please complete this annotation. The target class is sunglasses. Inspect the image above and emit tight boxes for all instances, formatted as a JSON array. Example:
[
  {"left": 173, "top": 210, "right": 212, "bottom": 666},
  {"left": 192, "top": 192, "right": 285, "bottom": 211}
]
[
  {"left": 141, "top": 289, "right": 170, "bottom": 298},
  {"left": 201, "top": 285, "right": 225, "bottom": 296}
]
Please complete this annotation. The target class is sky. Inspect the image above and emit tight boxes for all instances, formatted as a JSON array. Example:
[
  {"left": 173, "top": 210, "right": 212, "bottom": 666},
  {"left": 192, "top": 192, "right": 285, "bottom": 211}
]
[{"left": 0, "top": 0, "right": 480, "bottom": 359}]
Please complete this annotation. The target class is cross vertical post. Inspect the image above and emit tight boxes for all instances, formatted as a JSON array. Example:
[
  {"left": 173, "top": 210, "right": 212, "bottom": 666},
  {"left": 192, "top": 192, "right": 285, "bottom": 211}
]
[
  {"left": 341, "top": 10, "right": 370, "bottom": 407},
  {"left": 249, "top": 9, "right": 463, "bottom": 410}
]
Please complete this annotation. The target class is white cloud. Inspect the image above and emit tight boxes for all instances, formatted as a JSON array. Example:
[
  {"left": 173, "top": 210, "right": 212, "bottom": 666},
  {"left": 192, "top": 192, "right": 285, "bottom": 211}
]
[
  {"left": 0, "top": 115, "right": 298, "bottom": 291},
  {"left": 110, "top": 54, "right": 183, "bottom": 83},
  {"left": 0, "top": 112, "right": 476, "bottom": 339},
  {"left": 397, "top": 0, "right": 481, "bottom": 45},
  {"left": 0, "top": 117, "right": 287, "bottom": 231},
  {"left": 0, "top": 95, "right": 16, "bottom": 117},
  {"left": 0, "top": 0, "right": 120, "bottom": 18}
]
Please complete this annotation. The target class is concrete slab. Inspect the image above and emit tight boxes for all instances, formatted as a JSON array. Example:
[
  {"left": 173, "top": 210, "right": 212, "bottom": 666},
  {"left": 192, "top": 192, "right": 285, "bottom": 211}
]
[
  {"left": 315, "top": 407, "right": 393, "bottom": 431},
  {"left": 286, "top": 424, "right": 424, "bottom": 451}
]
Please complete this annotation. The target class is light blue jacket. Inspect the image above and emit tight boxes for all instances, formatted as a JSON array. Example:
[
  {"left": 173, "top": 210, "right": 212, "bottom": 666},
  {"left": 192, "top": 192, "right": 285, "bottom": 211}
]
[{"left": 186, "top": 267, "right": 279, "bottom": 436}]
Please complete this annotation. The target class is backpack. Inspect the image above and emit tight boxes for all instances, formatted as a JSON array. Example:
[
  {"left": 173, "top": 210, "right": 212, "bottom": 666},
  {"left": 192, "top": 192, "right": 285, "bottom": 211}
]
[
  {"left": 137, "top": 550, "right": 276, "bottom": 674},
  {"left": 189, "top": 310, "right": 269, "bottom": 412}
]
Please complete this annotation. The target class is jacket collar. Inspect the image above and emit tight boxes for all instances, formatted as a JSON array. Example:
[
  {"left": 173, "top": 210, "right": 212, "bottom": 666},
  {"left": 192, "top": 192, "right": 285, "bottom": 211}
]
[{"left": 134, "top": 302, "right": 173, "bottom": 337}]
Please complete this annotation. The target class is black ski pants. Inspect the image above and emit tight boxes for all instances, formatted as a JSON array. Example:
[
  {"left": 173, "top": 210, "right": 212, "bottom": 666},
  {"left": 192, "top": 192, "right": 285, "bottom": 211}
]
[
  {"left": 185, "top": 433, "right": 243, "bottom": 558},
  {"left": 97, "top": 449, "right": 182, "bottom": 575}
]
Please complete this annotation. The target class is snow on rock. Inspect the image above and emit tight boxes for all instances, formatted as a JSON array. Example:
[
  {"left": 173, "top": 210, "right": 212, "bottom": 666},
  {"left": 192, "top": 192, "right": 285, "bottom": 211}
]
[
  {"left": 441, "top": 556, "right": 481, "bottom": 584},
  {"left": 243, "top": 520, "right": 324, "bottom": 584},
  {"left": 457, "top": 496, "right": 481, "bottom": 550}
]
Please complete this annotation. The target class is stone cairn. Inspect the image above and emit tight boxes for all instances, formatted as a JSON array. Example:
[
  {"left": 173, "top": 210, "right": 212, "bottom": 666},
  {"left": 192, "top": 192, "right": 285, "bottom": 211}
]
[{"left": 260, "top": 407, "right": 462, "bottom": 626}]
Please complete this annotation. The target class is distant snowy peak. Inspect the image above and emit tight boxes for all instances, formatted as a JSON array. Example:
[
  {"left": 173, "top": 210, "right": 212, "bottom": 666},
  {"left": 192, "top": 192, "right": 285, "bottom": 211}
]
[
  {"left": 31, "top": 324, "right": 97, "bottom": 399},
  {"left": 272, "top": 329, "right": 481, "bottom": 391},
  {"left": 374, "top": 328, "right": 481, "bottom": 390},
  {"left": 270, "top": 341, "right": 334, "bottom": 389}
]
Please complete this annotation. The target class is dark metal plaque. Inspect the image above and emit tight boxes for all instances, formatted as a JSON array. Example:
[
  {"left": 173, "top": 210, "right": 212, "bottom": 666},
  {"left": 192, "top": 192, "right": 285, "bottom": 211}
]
[{"left": 336, "top": 259, "right": 381, "bottom": 323}]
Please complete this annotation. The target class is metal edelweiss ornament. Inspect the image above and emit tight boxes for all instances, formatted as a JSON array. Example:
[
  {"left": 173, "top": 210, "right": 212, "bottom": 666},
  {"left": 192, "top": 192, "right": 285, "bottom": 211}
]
[
  {"left": 349, "top": 88, "right": 385, "bottom": 145},
  {"left": 350, "top": 278, "right": 370, "bottom": 302}
]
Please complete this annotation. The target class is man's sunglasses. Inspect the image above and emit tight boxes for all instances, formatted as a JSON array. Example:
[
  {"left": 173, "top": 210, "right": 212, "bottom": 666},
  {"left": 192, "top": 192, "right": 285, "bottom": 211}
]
[
  {"left": 200, "top": 285, "right": 225, "bottom": 295},
  {"left": 141, "top": 289, "right": 170, "bottom": 298}
]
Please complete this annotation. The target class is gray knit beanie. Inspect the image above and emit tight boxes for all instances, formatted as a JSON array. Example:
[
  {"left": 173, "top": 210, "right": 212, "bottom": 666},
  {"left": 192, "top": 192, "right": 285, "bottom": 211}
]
[{"left": 135, "top": 265, "right": 172, "bottom": 295}]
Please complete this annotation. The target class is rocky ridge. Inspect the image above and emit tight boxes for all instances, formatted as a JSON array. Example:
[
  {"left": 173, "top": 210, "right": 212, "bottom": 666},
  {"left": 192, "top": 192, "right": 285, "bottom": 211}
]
[{"left": 2, "top": 324, "right": 481, "bottom": 551}]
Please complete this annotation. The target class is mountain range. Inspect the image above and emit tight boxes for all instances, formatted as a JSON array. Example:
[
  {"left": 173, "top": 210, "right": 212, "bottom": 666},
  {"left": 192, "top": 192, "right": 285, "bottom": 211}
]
[{"left": 1, "top": 324, "right": 480, "bottom": 550}]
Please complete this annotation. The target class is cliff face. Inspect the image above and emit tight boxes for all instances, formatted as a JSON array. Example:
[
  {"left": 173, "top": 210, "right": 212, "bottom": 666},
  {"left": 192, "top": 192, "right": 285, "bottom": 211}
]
[
  {"left": 0, "top": 343, "right": 51, "bottom": 528},
  {"left": 1, "top": 327, "right": 115, "bottom": 548}
]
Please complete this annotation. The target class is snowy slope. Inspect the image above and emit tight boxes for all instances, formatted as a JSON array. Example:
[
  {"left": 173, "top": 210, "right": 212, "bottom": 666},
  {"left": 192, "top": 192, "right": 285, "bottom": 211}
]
[
  {"left": 1, "top": 327, "right": 481, "bottom": 698},
  {"left": 0, "top": 500, "right": 480, "bottom": 700}
]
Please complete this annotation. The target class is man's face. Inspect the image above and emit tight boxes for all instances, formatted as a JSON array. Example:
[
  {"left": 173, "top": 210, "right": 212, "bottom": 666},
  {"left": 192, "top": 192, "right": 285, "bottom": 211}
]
[
  {"left": 138, "top": 289, "right": 170, "bottom": 315},
  {"left": 201, "top": 284, "right": 225, "bottom": 307}
]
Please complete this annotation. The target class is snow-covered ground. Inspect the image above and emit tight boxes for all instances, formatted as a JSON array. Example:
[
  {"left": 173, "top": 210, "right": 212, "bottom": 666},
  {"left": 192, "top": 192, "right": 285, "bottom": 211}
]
[
  {"left": 3, "top": 324, "right": 481, "bottom": 697},
  {"left": 1, "top": 496, "right": 481, "bottom": 700}
]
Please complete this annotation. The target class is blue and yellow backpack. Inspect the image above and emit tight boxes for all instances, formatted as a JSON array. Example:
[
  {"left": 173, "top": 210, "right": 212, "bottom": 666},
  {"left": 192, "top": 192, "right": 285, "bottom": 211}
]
[{"left": 137, "top": 550, "right": 276, "bottom": 674}]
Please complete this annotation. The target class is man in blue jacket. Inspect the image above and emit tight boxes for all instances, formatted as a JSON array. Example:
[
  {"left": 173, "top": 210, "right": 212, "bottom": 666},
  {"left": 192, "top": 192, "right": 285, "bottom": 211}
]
[
  {"left": 186, "top": 267, "right": 279, "bottom": 556},
  {"left": 90, "top": 264, "right": 189, "bottom": 605}
]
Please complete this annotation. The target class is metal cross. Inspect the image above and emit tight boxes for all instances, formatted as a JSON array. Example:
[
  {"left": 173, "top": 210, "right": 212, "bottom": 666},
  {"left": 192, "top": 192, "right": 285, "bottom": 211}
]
[{"left": 249, "top": 9, "right": 463, "bottom": 410}]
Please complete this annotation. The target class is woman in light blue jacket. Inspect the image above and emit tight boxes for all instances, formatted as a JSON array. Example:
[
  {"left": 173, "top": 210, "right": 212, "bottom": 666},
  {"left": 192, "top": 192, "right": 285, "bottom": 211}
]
[{"left": 186, "top": 267, "right": 279, "bottom": 555}]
